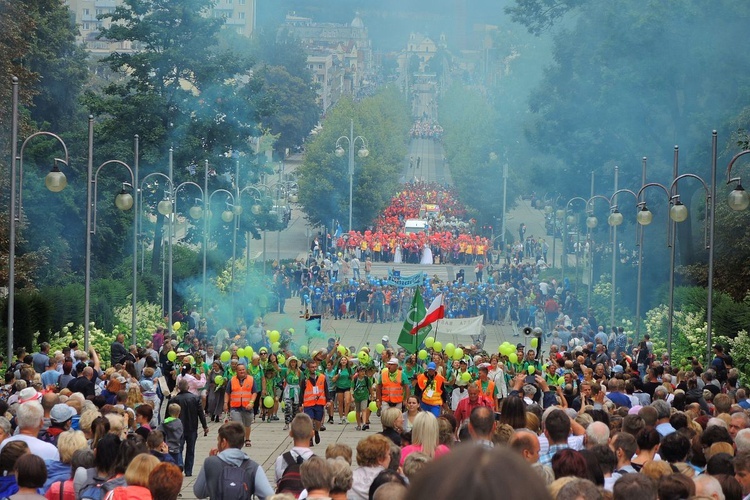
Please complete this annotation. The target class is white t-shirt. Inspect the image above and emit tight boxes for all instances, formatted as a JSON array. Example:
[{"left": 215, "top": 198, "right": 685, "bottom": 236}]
[{"left": 0, "top": 434, "right": 59, "bottom": 461}]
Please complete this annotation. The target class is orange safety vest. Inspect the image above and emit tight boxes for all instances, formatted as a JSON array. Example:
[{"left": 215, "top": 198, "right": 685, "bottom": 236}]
[
  {"left": 381, "top": 368, "right": 403, "bottom": 403},
  {"left": 417, "top": 373, "right": 444, "bottom": 406},
  {"left": 230, "top": 375, "right": 255, "bottom": 408},
  {"left": 476, "top": 379, "right": 495, "bottom": 400},
  {"left": 303, "top": 374, "right": 327, "bottom": 407}
]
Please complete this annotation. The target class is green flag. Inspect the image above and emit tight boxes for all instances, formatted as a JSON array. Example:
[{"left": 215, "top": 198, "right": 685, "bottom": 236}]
[{"left": 398, "top": 288, "right": 431, "bottom": 354}]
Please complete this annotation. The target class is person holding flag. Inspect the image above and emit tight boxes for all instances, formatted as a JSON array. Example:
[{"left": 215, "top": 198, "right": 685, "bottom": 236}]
[{"left": 397, "top": 289, "right": 444, "bottom": 355}]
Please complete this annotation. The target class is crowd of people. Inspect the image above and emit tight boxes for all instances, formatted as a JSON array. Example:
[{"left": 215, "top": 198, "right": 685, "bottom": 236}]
[
  {"left": 372, "top": 182, "right": 468, "bottom": 235},
  {"left": 0, "top": 272, "right": 746, "bottom": 500},
  {"left": 409, "top": 119, "right": 443, "bottom": 141}
]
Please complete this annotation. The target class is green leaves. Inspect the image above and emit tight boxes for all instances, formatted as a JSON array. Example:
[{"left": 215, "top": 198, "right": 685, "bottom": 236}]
[{"left": 296, "top": 89, "right": 410, "bottom": 229}]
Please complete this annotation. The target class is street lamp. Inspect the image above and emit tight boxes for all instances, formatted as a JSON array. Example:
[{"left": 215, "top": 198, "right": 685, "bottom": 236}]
[
  {"left": 85, "top": 116, "right": 139, "bottom": 348},
  {"left": 140, "top": 171, "right": 175, "bottom": 337},
  {"left": 335, "top": 119, "right": 369, "bottom": 232},
  {"left": 562, "top": 197, "right": 587, "bottom": 292},
  {"left": 175, "top": 180, "right": 206, "bottom": 317},
  {"left": 637, "top": 135, "right": 717, "bottom": 362},
  {"left": 8, "top": 77, "right": 70, "bottom": 361}
]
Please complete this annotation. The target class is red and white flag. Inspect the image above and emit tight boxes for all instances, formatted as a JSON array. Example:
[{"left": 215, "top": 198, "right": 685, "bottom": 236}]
[{"left": 410, "top": 294, "right": 444, "bottom": 333}]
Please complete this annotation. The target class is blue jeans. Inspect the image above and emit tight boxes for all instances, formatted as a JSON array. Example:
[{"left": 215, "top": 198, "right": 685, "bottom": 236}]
[
  {"left": 180, "top": 429, "right": 198, "bottom": 475},
  {"left": 420, "top": 402, "right": 441, "bottom": 417}
]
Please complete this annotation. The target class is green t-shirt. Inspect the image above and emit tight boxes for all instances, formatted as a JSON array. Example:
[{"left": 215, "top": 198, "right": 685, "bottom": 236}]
[
  {"left": 335, "top": 367, "right": 353, "bottom": 390},
  {"left": 353, "top": 374, "right": 372, "bottom": 401}
]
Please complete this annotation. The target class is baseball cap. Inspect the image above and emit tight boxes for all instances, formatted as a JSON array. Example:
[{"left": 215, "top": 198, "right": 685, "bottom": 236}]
[
  {"left": 382, "top": 336, "right": 389, "bottom": 342},
  {"left": 259, "top": 347, "right": 268, "bottom": 353},
  {"left": 387, "top": 358, "right": 399, "bottom": 365},
  {"left": 427, "top": 362, "right": 437, "bottom": 371},
  {"left": 50, "top": 404, "right": 77, "bottom": 424},
  {"left": 612, "top": 365, "right": 624, "bottom": 373}
]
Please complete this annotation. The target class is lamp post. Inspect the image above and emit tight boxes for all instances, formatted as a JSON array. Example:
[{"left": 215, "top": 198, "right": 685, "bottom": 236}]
[
  {"left": 637, "top": 134, "right": 716, "bottom": 361},
  {"left": 85, "top": 116, "right": 138, "bottom": 348},
  {"left": 562, "top": 197, "right": 587, "bottom": 287},
  {"left": 8, "top": 77, "right": 69, "bottom": 361},
  {"left": 174, "top": 180, "right": 205, "bottom": 316},
  {"left": 608, "top": 185, "right": 640, "bottom": 333},
  {"left": 140, "top": 171, "right": 175, "bottom": 337},
  {"left": 585, "top": 192, "right": 615, "bottom": 324},
  {"left": 207, "top": 189, "right": 237, "bottom": 315},
  {"left": 335, "top": 119, "right": 369, "bottom": 232}
]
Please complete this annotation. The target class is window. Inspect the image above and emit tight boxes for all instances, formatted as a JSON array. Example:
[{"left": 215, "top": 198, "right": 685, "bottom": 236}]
[
  {"left": 83, "top": 22, "right": 90, "bottom": 30},
  {"left": 238, "top": 11, "right": 245, "bottom": 19},
  {"left": 239, "top": 0, "right": 245, "bottom": 4},
  {"left": 83, "top": 8, "right": 90, "bottom": 15}
]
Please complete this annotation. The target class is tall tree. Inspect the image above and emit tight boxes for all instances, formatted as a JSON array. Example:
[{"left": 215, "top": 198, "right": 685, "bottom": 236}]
[
  {"left": 249, "top": 65, "right": 319, "bottom": 156},
  {"left": 296, "top": 88, "right": 410, "bottom": 229},
  {"left": 88, "top": 0, "right": 259, "bottom": 275}
]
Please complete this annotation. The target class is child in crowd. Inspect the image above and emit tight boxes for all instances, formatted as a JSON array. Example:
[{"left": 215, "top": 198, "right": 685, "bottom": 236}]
[{"left": 158, "top": 403, "right": 183, "bottom": 469}]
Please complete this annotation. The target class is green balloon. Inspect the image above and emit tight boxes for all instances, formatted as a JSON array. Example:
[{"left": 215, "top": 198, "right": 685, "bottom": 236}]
[
  {"left": 237, "top": 348, "right": 246, "bottom": 358},
  {"left": 167, "top": 351, "right": 177, "bottom": 362},
  {"left": 214, "top": 375, "right": 224, "bottom": 385},
  {"left": 433, "top": 341, "right": 443, "bottom": 352},
  {"left": 263, "top": 396, "right": 275, "bottom": 408},
  {"left": 424, "top": 337, "right": 435, "bottom": 348},
  {"left": 418, "top": 349, "right": 428, "bottom": 360},
  {"left": 461, "top": 372, "right": 471, "bottom": 382},
  {"left": 453, "top": 348, "right": 464, "bottom": 361},
  {"left": 347, "top": 411, "right": 357, "bottom": 423},
  {"left": 220, "top": 351, "right": 231, "bottom": 363},
  {"left": 368, "top": 401, "right": 378, "bottom": 412}
]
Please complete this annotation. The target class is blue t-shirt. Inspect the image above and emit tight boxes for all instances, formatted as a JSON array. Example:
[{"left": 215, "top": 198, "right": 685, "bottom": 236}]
[{"left": 32, "top": 352, "right": 50, "bottom": 374}]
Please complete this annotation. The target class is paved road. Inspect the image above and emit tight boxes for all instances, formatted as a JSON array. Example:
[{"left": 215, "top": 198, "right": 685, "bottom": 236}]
[{"left": 402, "top": 138, "right": 451, "bottom": 185}]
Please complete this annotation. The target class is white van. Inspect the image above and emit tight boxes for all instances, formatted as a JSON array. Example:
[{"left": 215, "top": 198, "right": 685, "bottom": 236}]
[{"left": 404, "top": 219, "right": 429, "bottom": 234}]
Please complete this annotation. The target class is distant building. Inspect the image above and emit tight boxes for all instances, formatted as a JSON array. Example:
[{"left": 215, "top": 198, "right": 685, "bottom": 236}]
[
  {"left": 65, "top": 0, "right": 256, "bottom": 54},
  {"left": 283, "top": 12, "right": 374, "bottom": 112}
]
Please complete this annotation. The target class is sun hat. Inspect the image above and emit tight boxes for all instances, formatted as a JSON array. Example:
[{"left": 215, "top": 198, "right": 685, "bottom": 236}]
[{"left": 18, "top": 387, "right": 41, "bottom": 404}]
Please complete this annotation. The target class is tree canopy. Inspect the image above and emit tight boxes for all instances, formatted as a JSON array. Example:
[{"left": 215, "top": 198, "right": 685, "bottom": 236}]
[{"left": 296, "top": 87, "right": 410, "bottom": 230}]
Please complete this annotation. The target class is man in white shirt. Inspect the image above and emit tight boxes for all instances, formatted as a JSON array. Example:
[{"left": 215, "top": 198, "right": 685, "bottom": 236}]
[
  {"left": 274, "top": 413, "right": 315, "bottom": 482},
  {"left": 0, "top": 401, "right": 59, "bottom": 461}
]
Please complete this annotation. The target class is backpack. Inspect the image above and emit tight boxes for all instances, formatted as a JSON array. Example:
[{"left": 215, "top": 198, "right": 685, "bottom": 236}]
[
  {"left": 77, "top": 470, "right": 109, "bottom": 500},
  {"left": 275, "top": 451, "right": 310, "bottom": 497},
  {"left": 217, "top": 458, "right": 256, "bottom": 500}
]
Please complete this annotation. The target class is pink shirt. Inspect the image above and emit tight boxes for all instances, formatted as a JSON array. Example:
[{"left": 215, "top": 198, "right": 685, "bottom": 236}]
[
  {"left": 400, "top": 443, "right": 450, "bottom": 465},
  {"left": 177, "top": 373, "right": 206, "bottom": 395}
]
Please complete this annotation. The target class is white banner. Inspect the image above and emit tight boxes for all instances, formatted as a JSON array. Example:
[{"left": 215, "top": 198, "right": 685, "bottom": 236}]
[{"left": 433, "top": 316, "right": 483, "bottom": 336}]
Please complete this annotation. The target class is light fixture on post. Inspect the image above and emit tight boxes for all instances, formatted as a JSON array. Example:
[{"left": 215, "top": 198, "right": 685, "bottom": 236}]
[
  {"left": 207, "top": 188, "right": 237, "bottom": 313},
  {"left": 140, "top": 171, "right": 175, "bottom": 336},
  {"left": 86, "top": 115, "right": 138, "bottom": 349},
  {"left": 335, "top": 119, "right": 369, "bottom": 232},
  {"left": 584, "top": 194, "right": 611, "bottom": 312},
  {"left": 636, "top": 134, "right": 716, "bottom": 362},
  {"left": 562, "top": 197, "right": 587, "bottom": 286},
  {"left": 8, "top": 76, "right": 71, "bottom": 361},
  {"left": 606, "top": 183, "right": 640, "bottom": 337},
  {"left": 240, "top": 184, "right": 270, "bottom": 273}
]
